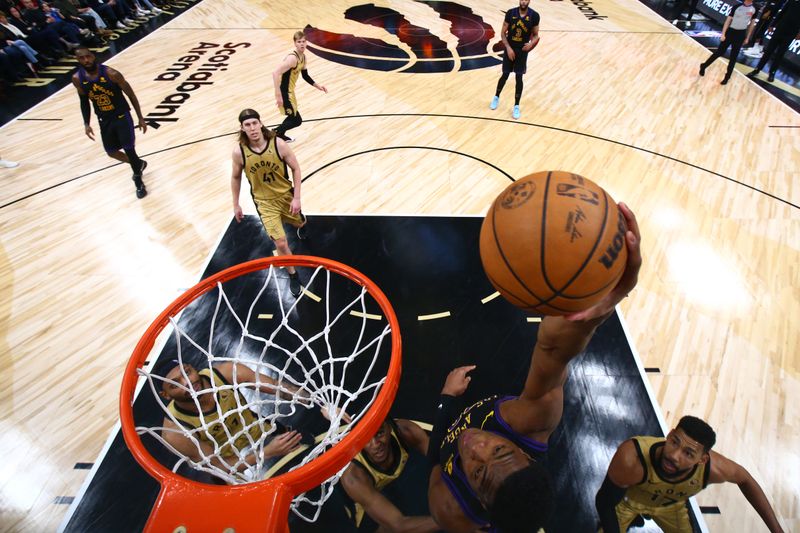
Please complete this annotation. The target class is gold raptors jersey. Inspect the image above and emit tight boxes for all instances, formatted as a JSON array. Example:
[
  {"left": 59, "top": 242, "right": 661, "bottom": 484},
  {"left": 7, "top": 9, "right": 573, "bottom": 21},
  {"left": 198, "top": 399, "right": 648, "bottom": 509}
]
[
  {"left": 279, "top": 50, "right": 305, "bottom": 112},
  {"left": 351, "top": 423, "right": 410, "bottom": 525},
  {"left": 167, "top": 368, "right": 265, "bottom": 458},
  {"left": 240, "top": 136, "right": 291, "bottom": 201},
  {"left": 625, "top": 436, "right": 709, "bottom": 507}
]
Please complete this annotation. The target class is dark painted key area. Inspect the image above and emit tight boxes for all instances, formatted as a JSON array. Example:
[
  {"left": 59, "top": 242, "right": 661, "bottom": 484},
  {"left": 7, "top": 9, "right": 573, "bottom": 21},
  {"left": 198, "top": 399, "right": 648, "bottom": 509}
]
[{"left": 62, "top": 215, "right": 699, "bottom": 532}]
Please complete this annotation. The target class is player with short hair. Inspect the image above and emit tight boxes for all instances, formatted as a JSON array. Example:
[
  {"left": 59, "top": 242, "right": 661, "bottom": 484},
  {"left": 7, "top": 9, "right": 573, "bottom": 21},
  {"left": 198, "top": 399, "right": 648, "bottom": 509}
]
[
  {"left": 595, "top": 415, "right": 784, "bottom": 532},
  {"left": 272, "top": 30, "right": 327, "bottom": 142},
  {"left": 158, "top": 361, "right": 303, "bottom": 478},
  {"left": 231, "top": 108, "right": 307, "bottom": 297},
  {"left": 341, "top": 417, "right": 438, "bottom": 532},
  {"left": 72, "top": 46, "right": 148, "bottom": 198},
  {"left": 427, "top": 204, "right": 641, "bottom": 533},
  {"left": 489, "top": 0, "right": 540, "bottom": 120}
]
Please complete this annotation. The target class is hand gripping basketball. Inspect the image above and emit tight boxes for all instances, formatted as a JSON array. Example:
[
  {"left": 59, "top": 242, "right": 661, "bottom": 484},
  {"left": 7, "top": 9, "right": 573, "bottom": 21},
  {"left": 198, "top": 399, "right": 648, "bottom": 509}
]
[
  {"left": 480, "top": 171, "right": 631, "bottom": 316},
  {"left": 564, "top": 202, "right": 641, "bottom": 322}
]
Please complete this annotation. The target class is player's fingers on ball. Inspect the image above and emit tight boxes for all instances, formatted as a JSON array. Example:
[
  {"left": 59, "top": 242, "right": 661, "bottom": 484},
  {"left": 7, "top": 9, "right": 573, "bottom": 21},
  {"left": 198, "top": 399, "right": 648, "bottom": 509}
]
[{"left": 618, "top": 202, "right": 641, "bottom": 239}]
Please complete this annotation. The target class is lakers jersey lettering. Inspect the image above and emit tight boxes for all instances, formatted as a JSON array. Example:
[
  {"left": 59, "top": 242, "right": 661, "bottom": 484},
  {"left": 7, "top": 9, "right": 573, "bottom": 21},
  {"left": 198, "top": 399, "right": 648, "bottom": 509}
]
[
  {"left": 241, "top": 136, "right": 291, "bottom": 201},
  {"left": 442, "top": 397, "right": 495, "bottom": 475},
  {"left": 88, "top": 83, "right": 115, "bottom": 112},
  {"left": 625, "top": 436, "right": 708, "bottom": 507},
  {"left": 505, "top": 7, "right": 540, "bottom": 48},
  {"left": 79, "top": 64, "right": 130, "bottom": 119},
  {"left": 167, "top": 368, "right": 265, "bottom": 458}
]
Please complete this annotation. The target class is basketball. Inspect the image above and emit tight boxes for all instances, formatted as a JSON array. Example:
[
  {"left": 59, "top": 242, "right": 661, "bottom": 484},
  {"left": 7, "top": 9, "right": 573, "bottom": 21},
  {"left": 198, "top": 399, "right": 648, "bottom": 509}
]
[{"left": 479, "top": 171, "right": 627, "bottom": 315}]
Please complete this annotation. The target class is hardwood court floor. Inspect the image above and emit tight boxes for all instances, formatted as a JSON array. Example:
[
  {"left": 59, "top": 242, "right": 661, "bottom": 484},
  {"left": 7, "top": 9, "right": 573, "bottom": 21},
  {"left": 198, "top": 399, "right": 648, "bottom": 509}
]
[
  {"left": 63, "top": 215, "right": 679, "bottom": 533},
  {"left": 0, "top": 0, "right": 798, "bottom": 531}
]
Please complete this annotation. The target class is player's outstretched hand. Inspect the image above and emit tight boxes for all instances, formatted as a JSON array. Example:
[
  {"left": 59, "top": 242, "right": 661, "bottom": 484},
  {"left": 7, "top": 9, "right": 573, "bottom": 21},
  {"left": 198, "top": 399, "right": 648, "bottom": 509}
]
[
  {"left": 317, "top": 84, "right": 328, "bottom": 93},
  {"left": 264, "top": 430, "right": 303, "bottom": 458},
  {"left": 441, "top": 365, "right": 476, "bottom": 397},
  {"left": 565, "top": 202, "right": 641, "bottom": 322}
]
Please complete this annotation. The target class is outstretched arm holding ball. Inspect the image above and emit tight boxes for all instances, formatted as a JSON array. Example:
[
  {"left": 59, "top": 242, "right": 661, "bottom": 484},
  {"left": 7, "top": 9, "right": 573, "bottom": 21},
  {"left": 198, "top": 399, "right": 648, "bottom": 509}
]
[
  {"left": 428, "top": 202, "right": 641, "bottom": 533},
  {"left": 501, "top": 201, "right": 641, "bottom": 437},
  {"left": 564, "top": 202, "right": 640, "bottom": 322}
]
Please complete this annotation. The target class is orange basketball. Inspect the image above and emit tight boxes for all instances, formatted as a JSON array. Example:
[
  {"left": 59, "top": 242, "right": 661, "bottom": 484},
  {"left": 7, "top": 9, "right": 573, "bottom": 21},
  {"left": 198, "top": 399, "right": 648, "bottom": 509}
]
[{"left": 479, "top": 171, "right": 627, "bottom": 315}]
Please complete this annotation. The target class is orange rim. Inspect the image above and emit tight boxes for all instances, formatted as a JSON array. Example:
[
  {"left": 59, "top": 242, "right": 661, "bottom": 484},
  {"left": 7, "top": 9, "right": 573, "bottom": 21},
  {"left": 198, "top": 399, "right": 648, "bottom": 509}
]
[{"left": 119, "top": 255, "right": 401, "bottom": 532}]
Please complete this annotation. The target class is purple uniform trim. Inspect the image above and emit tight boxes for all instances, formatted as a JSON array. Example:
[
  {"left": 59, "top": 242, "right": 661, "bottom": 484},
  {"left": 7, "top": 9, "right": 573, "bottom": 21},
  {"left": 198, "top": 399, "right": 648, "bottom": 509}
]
[{"left": 439, "top": 395, "right": 548, "bottom": 529}]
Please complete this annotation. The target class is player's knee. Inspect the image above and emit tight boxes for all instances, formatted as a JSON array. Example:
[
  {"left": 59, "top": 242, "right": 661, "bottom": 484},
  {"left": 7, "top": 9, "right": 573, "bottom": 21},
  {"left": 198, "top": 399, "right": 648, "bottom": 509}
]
[{"left": 272, "top": 236, "right": 291, "bottom": 254}]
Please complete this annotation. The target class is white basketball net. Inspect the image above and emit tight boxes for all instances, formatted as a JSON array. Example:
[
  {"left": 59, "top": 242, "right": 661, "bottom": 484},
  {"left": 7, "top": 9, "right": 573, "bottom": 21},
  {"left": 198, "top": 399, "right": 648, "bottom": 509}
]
[{"left": 135, "top": 263, "right": 394, "bottom": 522}]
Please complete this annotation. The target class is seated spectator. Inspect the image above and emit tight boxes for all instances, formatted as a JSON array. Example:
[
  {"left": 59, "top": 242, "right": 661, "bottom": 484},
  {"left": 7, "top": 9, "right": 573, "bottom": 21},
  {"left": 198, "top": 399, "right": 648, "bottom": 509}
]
[
  {"left": 67, "top": 0, "right": 116, "bottom": 33},
  {"left": 20, "top": 0, "right": 85, "bottom": 48},
  {"left": 2, "top": 33, "right": 39, "bottom": 75},
  {"left": 86, "top": 0, "right": 136, "bottom": 29},
  {"left": 79, "top": 0, "right": 126, "bottom": 30},
  {"left": 1, "top": 9, "right": 62, "bottom": 61},
  {"left": 51, "top": 0, "right": 112, "bottom": 37}
]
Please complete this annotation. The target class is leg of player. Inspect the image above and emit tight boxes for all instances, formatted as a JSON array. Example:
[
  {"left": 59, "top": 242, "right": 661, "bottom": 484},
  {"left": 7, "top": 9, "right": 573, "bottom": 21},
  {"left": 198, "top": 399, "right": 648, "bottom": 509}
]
[
  {"left": 127, "top": 148, "right": 147, "bottom": 198},
  {"left": 107, "top": 148, "right": 147, "bottom": 198},
  {"left": 276, "top": 111, "right": 302, "bottom": 143},
  {"left": 491, "top": 72, "right": 508, "bottom": 110},
  {"left": 513, "top": 72, "right": 523, "bottom": 119},
  {"left": 274, "top": 236, "right": 302, "bottom": 296}
]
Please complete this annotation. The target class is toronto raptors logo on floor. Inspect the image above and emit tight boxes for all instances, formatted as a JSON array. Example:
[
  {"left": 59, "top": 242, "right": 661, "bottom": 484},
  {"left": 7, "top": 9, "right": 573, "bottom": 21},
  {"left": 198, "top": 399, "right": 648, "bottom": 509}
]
[{"left": 305, "top": 2, "right": 504, "bottom": 73}]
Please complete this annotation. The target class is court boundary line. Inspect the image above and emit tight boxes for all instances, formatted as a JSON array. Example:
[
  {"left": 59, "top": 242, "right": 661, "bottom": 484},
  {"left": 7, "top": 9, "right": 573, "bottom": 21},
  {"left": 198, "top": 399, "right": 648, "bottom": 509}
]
[
  {"left": 3, "top": 113, "right": 795, "bottom": 211},
  {"left": 57, "top": 215, "right": 706, "bottom": 532}
]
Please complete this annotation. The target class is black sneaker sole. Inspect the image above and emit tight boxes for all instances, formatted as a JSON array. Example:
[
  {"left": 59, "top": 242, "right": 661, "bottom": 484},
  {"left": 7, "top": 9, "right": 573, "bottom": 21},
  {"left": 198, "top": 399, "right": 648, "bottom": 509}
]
[{"left": 289, "top": 274, "right": 302, "bottom": 296}]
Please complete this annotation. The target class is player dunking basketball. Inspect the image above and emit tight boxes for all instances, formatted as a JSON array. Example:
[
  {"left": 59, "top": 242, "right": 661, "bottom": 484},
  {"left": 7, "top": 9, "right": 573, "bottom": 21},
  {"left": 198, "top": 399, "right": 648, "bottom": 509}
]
[
  {"left": 72, "top": 47, "right": 149, "bottom": 199},
  {"left": 427, "top": 205, "right": 641, "bottom": 533},
  {"left": 231, "top": 108, "right": 308, "bottom": 297},
  {"left": 272, "top": 30, "right": 328, "bottom": 142},
  {"left": 489, "top": 0, "right": 540, "bottom": 120}
]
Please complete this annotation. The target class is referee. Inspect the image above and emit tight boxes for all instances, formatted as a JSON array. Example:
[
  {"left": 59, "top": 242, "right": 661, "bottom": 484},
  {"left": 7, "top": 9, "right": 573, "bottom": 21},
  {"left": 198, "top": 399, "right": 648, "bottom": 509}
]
[{"left": 699, "top": 0, "right": 757, "bottom": 84}]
